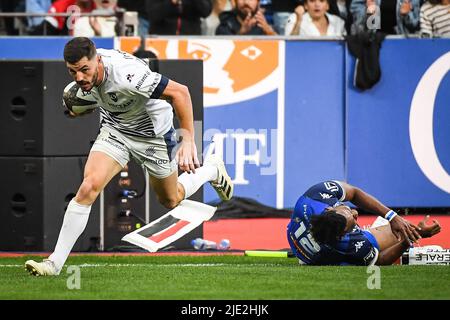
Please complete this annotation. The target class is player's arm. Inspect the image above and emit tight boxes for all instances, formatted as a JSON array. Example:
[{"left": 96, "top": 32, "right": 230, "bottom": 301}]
[
  {"left": 160, "top": 79, "right": 200, "bottom": 173},
  {"left": 376, "top": 237, "right": 411, "bottom": 266},
  {"left": 374, "top": 216, "right": 441, "bottom": 265},
  {"left": 340, "top": 182, "right": 392, "bottom": 216},
  {"left": 339, "top": 181, "right": 421, "bottom": 243}
]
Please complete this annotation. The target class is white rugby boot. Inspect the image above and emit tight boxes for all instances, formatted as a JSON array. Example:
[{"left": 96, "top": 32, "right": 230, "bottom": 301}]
[
  {"left": 25, "top": 259, "right": 59, "bottom": 276},
  {"left": 204, "top": 154, "right": 234, "bottom": 201}
]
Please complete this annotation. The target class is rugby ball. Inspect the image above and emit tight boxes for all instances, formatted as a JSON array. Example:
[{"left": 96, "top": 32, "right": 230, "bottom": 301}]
[{"left": 62, "top": 81, "right": 98, "bottom": 115}]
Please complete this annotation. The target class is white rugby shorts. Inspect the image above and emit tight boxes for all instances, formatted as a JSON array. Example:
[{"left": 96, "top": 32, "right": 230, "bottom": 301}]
[{"left": 91, "top": 126, "right": 178, "bottom": 179}]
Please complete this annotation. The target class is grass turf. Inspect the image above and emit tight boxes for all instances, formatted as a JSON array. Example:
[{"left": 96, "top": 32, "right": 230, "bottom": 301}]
[{"left": 0, "top": 255, "right": 449, "bottom": 300}]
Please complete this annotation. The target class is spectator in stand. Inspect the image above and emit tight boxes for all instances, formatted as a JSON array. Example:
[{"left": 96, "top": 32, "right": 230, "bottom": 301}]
[
  {"left": 118, "top": 0, "right": 151, "bottom": 36},
  {"left": 30, "top": 0, "right": 95, "bottom": 35},
  {"left": 350, "top": 0, "right": 421, "bottom": 35},
  {"left": 26, "top": 0, "right": 52, "bottom": 30},
  {"left": 327, "top": 0, "right": 353, "bottom": 34},
  {"left": 201, "top": 0, "right": 232, "bottom": 35},
  {"left": 216, "top": 0, "right": 277, "bottom": 35},
  {"left": 271, "top": 0, "right": 302, "bottom": 35},
  {"left": 285, "top": 0, "right": 346, "bottom": 36},
  {"left": 147, "top": 0, "right": 212, "bottom": 35},
  {"left": 0, "top": 0, "right": 25, "bottom": 35},
  {"left": 420, "top": 0, "right": 450, "bottom": 37},
  {"left": 259, "top": 0, "right": 274, "bottom": 26},
  {"left": 73, "top": 0, "right": 117, "bottom": 37}
]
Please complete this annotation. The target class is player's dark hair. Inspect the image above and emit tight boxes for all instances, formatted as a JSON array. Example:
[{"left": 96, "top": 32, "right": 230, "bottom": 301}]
[
  {"left": 310, "top": 210, "right": 347, "bottom": 245},
  {"left": 64, "top": 37, "right": 97, "bottom": 64}
]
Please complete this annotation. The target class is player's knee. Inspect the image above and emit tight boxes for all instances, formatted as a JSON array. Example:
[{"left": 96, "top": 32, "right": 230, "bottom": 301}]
[{"left": 77, "top": 177, "right": 103, "bottom": 201}]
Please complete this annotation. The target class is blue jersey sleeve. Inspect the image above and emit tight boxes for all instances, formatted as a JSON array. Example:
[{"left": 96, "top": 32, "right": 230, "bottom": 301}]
[
  {"left": 303, "top": 180, "right": 346, "bottom": 206},
  {"left": 314, "top": 229, "right": 379, "bottom": 266},
  {"left": 339, "top": 230, "right": 379, "bottom": 266}
]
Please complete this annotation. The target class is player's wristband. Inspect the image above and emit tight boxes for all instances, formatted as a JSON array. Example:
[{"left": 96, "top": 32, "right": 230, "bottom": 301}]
[{"left": 385, "top": 210, "right": 398, "bottom": 222}]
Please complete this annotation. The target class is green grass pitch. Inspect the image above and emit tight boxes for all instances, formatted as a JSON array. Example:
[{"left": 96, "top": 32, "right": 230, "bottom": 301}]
[{"left": 0, "top": 255, "right": 449, "bottom": 300}]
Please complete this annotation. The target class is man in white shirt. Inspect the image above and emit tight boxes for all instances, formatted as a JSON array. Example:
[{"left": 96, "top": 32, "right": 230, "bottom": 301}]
[
  {"left": 285, "top": 0, "right": 346, "bottom": 36},
  {"left": 25, "top": 37, "right": 234, "bottom": 276}
]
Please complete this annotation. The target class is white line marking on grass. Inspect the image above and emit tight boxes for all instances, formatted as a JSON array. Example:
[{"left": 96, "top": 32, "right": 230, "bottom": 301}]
[
  {"left": 0, "top": 263, "right": 285, "bottom": 268},
  {"left": 77, "top": 263, "right": 229, "bottom": 267},
  {"left": 0, "top": 265, "right": 22, "bottom": 267}
]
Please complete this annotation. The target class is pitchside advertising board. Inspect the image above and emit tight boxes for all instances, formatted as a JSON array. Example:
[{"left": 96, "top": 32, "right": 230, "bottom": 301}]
[
  {"left": 0, "top": 37, "right": 114, "bottom": 59},
  {"left": 1, "top": 37, "right": 448, "bottom": 209},
  {"left": 121, "top": 38, "right": 286, "bottom": 207},
  {"left": 119, "top": 37, "right": 450, "bottom": 208},
  {"left": 346, "top": 39, "right": 450, "bottom": 207},
  {"left": 120, "top": 38, "right": 347, "bottom": 209},
  {"left": 120, "top": 37, "right": 450, "bottom": 208}
]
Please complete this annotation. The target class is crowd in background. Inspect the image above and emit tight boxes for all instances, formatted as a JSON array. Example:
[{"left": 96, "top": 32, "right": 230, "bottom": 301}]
[{"left": 0, "top": 0, "right": 449, "bottom": 38}]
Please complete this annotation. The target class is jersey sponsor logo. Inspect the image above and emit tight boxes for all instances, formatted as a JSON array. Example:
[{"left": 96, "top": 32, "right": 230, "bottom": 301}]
[
  {"left": 101, "top": 133, "right": 127, "bottom": 153},
  {"left": 148, "top": 159, "right": 170, "bottom": 166},
  {"left": 148, "top": 73, "right": 161, "bottom": 96},
  {"left": 108, "top": 92, "right": 118, "bottom": 102},
  {"left": 116, "top": 49, "right": 134, "bottom": 60},
  {"left": 135, "top": 71, "right": 151, "bottom": 91},
  {"left": 145, "top": 146, "right": 156, "bottom": 157},
  {"left": 126, "top": 73, "right": 135, "bottom": 83},
  {"left": 324, "top": 182, "right": 339, "bottom": 193},
  {"left": 106, "top": 99, "right": 135, "bottom": 109},
  {"left": 80, "top": 90, "right": 93, "bottom": 97},
  {"left": 364, "top": 248, "right": 376, "bottom": 264},
  {"left": 355, "top": 240, "right": 365, "bottom": 252},
  {"left": 319, "top": 192, "right": 333, "bottom": 200}
]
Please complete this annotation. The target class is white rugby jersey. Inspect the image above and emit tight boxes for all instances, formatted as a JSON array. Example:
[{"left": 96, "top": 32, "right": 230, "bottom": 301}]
[{"left": 90, "top": 48, "right": 173, "bottom": 138}]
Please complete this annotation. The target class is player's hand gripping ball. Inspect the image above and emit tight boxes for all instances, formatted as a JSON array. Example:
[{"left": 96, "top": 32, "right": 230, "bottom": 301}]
[{"left": 62, "top": 81, "right": 98, "bottom": 116}]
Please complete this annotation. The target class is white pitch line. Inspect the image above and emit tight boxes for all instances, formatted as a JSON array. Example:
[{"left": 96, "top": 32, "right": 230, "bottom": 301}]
[
  {"left": 0, "top": 265, "right": 22, "bottom": 267},
  {"left": 77, "top": 263, "right": 228, "bottom": 267},
  {"left": 0, "top": 263, "right": 285, "bottom": 268}
]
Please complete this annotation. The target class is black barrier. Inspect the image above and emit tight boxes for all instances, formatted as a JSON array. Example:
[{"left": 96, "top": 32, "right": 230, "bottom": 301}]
[
  {"left": 0, "top": 60, "right": 101, "bottom": 252},
  {"left": 0, "top": 60, "right": 99, "bottom": 156},
  {"left": 0, "top": 156, "right": 100, "bottom": 251}
]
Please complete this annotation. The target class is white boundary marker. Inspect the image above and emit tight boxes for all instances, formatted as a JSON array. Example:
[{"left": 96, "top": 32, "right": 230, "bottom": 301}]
[{"left": 122, "top": 200, "right": 216, "bottom": 252}]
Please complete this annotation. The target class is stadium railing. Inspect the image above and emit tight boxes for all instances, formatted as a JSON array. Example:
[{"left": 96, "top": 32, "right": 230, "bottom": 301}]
[{"left": 0, "top": 8, "right": 137, "bottom": 36}]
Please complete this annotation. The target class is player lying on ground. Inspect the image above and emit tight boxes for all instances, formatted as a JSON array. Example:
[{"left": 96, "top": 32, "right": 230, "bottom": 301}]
[
  {"left": 25, "top": 37, "right": 234, "bottom": 276},
  {"left": 287, "top": 180, "right": 441, "bottom": 266}
]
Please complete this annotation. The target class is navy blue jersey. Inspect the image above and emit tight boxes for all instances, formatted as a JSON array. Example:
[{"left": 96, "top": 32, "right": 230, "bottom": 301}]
[{"left": 287, "top": 181, "right": 379, "bottom": 266}]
